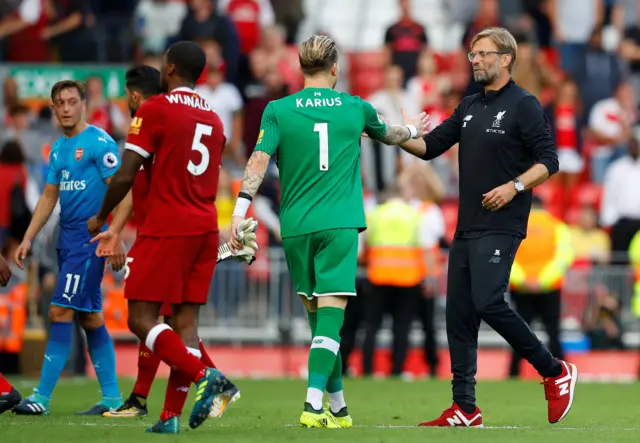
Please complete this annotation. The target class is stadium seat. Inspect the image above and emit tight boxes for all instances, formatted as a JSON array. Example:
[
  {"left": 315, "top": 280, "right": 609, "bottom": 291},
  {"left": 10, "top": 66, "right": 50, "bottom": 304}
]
[
  {"left": 348, "top": 51, "right": 386, "bottom": 70},
  {"left": 547, "top": 203, "right": 565, "bottom": 220},
  {"left": 351, "top": 71, "right": 385, "bottom": 99},
  {"left": 534, "top": 180, "right": 563, "bottom": 207},
  {"left": 573, "top": 183, "right": 603, "bottom": 209},
  {"left": 564, "top": 205, "right": 582, "bottom": 225}
]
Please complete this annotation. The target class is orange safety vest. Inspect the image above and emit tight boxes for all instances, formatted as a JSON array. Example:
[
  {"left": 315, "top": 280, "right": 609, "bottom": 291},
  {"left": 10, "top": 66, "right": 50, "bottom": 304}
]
[
  {"left": 0, "top": 283, "right": 27, "bottom": 353},
  {"left": 416, "top": 201, "right": 442, "bottom": 279},
  {"left": 366, "top": 200, "right": 422, "bottom": 287},
  {"left": 513, "top": 210, "right": 564, "bottom": 290},
  {"left": 101, "top": 274, "right": 129, "bottom": 336}
]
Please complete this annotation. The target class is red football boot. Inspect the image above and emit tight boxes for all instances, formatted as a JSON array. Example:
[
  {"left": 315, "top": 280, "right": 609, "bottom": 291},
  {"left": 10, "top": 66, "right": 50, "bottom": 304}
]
[
  {"left": 418, "top": 403, "right": 483, "bottom": 427},
  {"left": 543, "top": 360, "right": 578, "bottom": 423}
]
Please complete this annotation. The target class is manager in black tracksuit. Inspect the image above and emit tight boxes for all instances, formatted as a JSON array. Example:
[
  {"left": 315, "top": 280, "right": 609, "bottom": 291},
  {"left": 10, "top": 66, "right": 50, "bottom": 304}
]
[{"left": 399, "top": 27, "right": 577, "bottom": 425}]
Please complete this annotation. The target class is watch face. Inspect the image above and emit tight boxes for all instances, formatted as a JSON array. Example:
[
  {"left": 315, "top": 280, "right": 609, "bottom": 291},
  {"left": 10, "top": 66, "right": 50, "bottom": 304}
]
[{"left": 515, "top": 181, "right": 524, "bottom": 191}]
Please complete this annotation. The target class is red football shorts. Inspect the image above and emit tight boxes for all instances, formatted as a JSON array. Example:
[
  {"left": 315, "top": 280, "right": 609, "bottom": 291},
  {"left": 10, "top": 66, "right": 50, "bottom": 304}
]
[
  {"left": 159, "top": 302, "right": 173, "bottom": 317},
  {"left": 124, "top": 232, "right": 218, "bottom": 306}
]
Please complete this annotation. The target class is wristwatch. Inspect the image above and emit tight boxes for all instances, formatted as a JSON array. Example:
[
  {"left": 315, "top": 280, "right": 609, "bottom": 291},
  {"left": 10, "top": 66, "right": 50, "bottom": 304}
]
[{"left": 513, "top": 178, "right": 525, "bottom": 194}]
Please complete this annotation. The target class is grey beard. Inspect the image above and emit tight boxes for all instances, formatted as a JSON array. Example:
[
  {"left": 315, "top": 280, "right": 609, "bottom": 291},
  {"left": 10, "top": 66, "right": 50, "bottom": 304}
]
[{"left": 474, "top": 71, "right": 499, "bottom": 85}]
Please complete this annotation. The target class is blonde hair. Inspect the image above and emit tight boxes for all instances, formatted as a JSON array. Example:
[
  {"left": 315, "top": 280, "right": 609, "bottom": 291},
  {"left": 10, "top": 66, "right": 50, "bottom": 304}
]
[
  {"left": 470, "top": 27, "right": 518, "bottom": 73},
  {"left": 299, "top": 35, "right": 339, "bottom": 76}
]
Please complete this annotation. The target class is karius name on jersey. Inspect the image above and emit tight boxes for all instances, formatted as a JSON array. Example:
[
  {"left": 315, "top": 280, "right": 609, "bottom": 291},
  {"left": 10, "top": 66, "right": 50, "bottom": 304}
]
[
  {"left": 165, "top": 93, "right": 213, "bottom": 112},
  {"left": 296, "top": 97, "right": 343, "bottom": 108},
  {"left": 59, "top": 169, "right": 86, "bottom": 191}
]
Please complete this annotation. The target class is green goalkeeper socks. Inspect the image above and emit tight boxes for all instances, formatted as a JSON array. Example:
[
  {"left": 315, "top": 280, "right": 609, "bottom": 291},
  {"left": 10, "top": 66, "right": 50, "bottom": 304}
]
[
  {"left": 327, "top": 352, "right": 342, "bottom": 393},
  {"left": 307, "top": 311, "right": 318, "bottom": 338},
  {"left": 327, "top": 351, "right": 347, "bottom": 414},
  {"left": 306, "top": 307, "right": 345, "bottom": 411}
]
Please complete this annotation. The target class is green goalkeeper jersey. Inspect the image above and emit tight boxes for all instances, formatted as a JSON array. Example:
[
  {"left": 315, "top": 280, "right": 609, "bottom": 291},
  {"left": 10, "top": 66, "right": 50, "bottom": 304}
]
[{"left": 254, "top": 87, "right": 387, "bottom": 238}]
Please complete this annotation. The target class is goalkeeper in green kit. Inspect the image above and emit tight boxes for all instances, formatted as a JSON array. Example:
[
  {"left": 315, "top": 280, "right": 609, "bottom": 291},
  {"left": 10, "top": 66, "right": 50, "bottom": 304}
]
[{"left": 230, "top": 35, "right": 431, "bottom": 428}]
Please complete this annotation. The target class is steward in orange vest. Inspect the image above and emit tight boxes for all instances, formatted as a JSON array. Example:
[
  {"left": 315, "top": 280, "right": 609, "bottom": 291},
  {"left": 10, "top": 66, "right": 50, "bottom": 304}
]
[
  {"left": 363, "top": 185, "right": 422, "bottom": 376},
  {"left": 0, "top": 282, "right": 28, "bottom": 354},
  {"left": 507, "top": 197, "right": 573, "bottom": 377}
]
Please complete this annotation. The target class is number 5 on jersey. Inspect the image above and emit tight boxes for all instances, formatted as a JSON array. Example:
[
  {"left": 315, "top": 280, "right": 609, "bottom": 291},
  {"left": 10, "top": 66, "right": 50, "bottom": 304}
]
[
  {"left": 314, "top": 122, "right": 329, "bottom": 171},
  {"left": 124, "top": 257, "right": 134, "bottom": 280},
  {"left": 188, "top": 123, "right": 213, "bottom": 176}
]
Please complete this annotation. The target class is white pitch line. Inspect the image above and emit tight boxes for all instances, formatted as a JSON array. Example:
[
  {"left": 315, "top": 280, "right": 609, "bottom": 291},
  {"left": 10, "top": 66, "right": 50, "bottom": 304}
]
[
  {"left": 3, "top": 421, "right": 639, "bottom": 432},
  {"left": 0, "top": 421, "right": 235, "bottom": 429},
  {"left": 285, "top": 424, "right": 640, "bottom": 431}
]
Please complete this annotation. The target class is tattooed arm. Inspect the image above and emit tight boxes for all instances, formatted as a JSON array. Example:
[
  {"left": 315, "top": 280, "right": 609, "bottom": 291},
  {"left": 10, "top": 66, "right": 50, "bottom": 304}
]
[
  {"left": 240, "top": 150, "right": 272, "bottom": 198},
  {"left": 229, "top": 150, "right": 271, "bottom": 249},
  {"left": 377, "top": 124, "right": 413, "bottom": 145},
  {"left": 231, "top": 102, "right": 280, "bottom": 250},
  {"left": 362, "top": 100, "right": 430, "bottom": 146}
]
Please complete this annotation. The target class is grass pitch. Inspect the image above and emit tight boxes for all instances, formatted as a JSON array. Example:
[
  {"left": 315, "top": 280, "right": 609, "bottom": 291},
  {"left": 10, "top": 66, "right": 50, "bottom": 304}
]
[{"left": 1, "top": 377, "right": 638, "bottom": 442}]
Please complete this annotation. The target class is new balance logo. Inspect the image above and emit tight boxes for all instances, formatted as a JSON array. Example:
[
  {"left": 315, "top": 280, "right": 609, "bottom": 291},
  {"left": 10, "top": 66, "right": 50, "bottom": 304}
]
[
  {"left": 312, "top": 338, "right": 324, "bottom": 345},
  {"left": 462, "top": 115, "right": 473, "bottom": 127},
  {"left": 489, "top": 249, "right": 502, "bottom": 264},
  {"left": 446, "top": 410, "right": 482, "bottom": 427},
  {"left": 177, "top": 386, "right": 189, "bottom": 393},
  {"left": 558, "top": 382, "right": 569, "bottom": 396}
]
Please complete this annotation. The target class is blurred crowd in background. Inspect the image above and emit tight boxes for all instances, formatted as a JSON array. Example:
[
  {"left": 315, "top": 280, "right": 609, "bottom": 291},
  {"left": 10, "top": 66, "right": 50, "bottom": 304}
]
[{"left": 1, "top": 0, "right": 640, "bottom": 378}]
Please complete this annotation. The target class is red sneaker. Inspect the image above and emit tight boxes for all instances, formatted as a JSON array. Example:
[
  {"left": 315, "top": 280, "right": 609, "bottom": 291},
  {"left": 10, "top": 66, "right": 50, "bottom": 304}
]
[
  {"left": 543, "top": 360, "right": 578, "bottom": 423},
  {"left": 418, "top": 403, "right": 483, "bottom": 427}
]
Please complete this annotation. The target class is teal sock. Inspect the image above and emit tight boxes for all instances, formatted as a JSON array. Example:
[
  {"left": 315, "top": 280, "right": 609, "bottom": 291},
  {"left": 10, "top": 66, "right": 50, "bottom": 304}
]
[
  {"left": 306, "top": 307, "right": 344, "bottom": 410},
  {"left": 326, "top": 352, "right": 342, "bottom": 393},
  {"left": 327, "top": 352, "right": 347, "bottom": 414}
]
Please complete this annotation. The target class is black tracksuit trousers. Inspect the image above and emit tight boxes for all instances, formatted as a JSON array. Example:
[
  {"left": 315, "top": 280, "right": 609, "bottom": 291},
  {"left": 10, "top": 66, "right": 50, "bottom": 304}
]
[{"left": 446, "top": 233, "right": 562, "bottom": 407}]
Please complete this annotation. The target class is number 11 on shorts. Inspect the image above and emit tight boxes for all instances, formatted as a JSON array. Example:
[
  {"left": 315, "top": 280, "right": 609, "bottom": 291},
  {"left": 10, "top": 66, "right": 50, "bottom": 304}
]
[{"left": 314, "top": 122, "right": 329, "bottom": 171}]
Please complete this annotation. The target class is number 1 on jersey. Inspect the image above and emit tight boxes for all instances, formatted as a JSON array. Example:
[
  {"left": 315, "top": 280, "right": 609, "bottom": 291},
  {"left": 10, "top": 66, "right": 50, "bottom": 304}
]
[{"left": 314, "top": 122, "right": 329, "bottom": 171}]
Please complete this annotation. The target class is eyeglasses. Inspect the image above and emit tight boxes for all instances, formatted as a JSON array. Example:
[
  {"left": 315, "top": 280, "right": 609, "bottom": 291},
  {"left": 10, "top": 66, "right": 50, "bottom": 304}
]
[{"left": 467, "top": 51, "right": 509, "bottom": 62}]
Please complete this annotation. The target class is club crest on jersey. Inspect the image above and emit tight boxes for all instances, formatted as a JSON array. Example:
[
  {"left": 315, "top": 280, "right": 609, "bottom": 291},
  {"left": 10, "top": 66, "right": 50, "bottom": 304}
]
[{"left": 75, "top": 147, "right": 84, "bottom": 161}]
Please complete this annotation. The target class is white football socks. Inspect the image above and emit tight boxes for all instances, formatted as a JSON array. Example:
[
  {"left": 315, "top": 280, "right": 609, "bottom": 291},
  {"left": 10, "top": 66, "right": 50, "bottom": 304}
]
[
  {"left": 306, "top": 387, "right": 323, "bottom": 411},
  {"left": 329, "top": 390, "right": 346, "bottom": 413}
]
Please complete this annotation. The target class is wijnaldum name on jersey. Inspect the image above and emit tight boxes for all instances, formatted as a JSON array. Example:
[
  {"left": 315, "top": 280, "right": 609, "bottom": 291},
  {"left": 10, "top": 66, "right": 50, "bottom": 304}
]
[{"left": 165, "top": 94, "right": 213, "bottom": 112}]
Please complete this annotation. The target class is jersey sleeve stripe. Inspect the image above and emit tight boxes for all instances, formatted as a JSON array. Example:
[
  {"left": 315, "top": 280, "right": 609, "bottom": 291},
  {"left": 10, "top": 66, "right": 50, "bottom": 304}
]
[{"left": 125, "top": 143, "right": 151, "bottom": 159}]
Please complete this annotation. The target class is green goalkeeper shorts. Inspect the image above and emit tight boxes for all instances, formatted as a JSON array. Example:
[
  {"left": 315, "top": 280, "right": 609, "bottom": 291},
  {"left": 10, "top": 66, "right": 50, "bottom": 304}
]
[{"left": 282, "top": 228, "right": 359, "bottom": 300}]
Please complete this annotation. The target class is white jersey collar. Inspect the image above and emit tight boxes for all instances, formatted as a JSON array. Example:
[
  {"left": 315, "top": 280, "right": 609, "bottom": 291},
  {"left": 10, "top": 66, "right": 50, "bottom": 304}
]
[{"left": 171, "top": 86, "right": 196, "bottom": 93}]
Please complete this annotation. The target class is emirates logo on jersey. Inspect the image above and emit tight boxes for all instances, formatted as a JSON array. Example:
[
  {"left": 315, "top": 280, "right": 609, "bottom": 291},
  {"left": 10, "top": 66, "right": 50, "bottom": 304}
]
[{"left": 75, "top": 148, "right": 84, "bottom": 161}]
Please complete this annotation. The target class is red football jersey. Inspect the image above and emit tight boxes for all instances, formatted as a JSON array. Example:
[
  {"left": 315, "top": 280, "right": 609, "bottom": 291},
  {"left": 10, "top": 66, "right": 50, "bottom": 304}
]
[
  {"left": 131, "top": 161, "right": 151, "bottom": 227},
  {"left": 125, "top": 87, "right": 226, "bottom": 237}
]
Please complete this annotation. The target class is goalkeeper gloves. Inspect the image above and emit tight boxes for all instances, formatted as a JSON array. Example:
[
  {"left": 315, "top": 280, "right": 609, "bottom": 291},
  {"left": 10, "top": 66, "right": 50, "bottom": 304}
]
[{"left": 233, "top": 217, "right": 259, "bottom": 264}]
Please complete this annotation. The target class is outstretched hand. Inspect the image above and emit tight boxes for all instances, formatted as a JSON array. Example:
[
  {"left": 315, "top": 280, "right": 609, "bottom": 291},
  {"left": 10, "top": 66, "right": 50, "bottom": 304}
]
[{"left": 401, "top": 107, "right": 431, "bottom": 138}]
